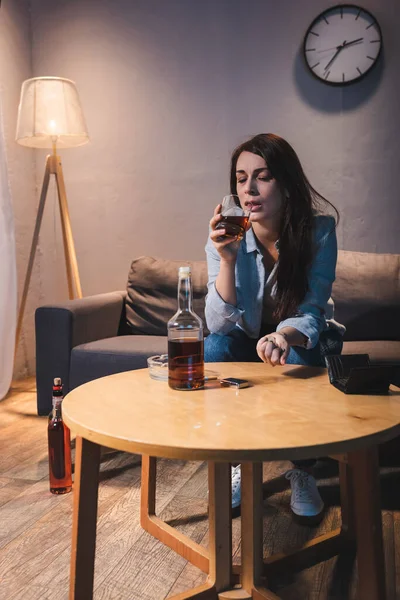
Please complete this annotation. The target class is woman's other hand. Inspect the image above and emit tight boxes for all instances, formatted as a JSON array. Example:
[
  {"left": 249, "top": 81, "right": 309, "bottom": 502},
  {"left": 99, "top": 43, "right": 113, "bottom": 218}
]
[
  {"left": 256, "top": 332, "right": 290, "bottom": 366},
  {"left": 209, "top": 204, "right": 241, "bottom": 262}
]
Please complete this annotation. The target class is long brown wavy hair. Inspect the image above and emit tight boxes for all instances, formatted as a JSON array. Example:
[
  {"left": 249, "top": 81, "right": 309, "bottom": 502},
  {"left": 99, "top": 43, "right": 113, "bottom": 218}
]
[{"left": 230, "top": 133, "right": 339, "bottom": 322}]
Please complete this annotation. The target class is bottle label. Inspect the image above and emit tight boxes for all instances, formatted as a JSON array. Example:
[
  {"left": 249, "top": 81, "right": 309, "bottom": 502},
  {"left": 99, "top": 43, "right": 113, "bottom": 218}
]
[{"left": 52, "top": 397, "right": 62, "bottom": 408}]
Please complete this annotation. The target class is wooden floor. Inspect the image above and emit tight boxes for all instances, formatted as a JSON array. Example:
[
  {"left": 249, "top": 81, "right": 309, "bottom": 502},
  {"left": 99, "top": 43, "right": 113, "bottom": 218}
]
[{"left": 1, "top": 379, "right": 400, "bottom": 600}]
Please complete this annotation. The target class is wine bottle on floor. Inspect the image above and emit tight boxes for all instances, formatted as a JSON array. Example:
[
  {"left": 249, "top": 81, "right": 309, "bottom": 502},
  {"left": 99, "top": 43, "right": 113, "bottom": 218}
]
[{"left": 47, "top": 377, "right": 72, "bottom": 494}]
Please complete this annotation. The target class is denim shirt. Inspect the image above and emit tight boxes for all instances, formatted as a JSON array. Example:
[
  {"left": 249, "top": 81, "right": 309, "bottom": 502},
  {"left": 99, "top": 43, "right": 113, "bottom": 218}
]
[{"left": 204, "top": 214, "right": 345, "bottom": 349}]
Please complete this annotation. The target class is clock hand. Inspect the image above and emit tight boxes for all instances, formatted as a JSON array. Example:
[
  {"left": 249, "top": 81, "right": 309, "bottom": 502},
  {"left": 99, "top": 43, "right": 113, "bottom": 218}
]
[
  {"left": 324, "top": 42, "right": 346, "bottom": 71},
  {"left": 342, "top": 37, "right": 364, "bottom": 48},
  {"left": 318, "top": 45, "right": 342, "bottom": 53},
  {"left": 323, "top": 36, "right": 364, "bottom": 72},
  {"left": 318, "top": 38, "right": 363, "bottom": 53}
]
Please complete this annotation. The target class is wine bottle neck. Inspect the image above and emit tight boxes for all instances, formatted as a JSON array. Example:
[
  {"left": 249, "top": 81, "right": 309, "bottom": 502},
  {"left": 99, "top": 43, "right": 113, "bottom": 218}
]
[{"left": 177, "top": 275, "right": 193, "bottom": 312}]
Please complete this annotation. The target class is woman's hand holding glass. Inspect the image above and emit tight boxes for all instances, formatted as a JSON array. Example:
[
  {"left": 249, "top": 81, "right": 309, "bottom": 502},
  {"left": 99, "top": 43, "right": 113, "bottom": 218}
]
[
  {"left": 209, "top": 205, "right": 241, "bottom": 262},
  {"left": 210, "top": 195, "right": 250, "bottom": 262}
]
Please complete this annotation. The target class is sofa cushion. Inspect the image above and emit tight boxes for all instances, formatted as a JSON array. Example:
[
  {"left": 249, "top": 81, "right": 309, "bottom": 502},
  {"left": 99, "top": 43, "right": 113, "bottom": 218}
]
[
  {"left": 124, "top": 252, "right": 400, "bottom": 343},
  {"left": 125, "top": 256, "right": 209, "bottom": 336},
  {"left": 333, "top": 251, "right": 400, "bottom": 341},
  {"left": 70, "top": 335, "right": 167, "bottom": 390},
  {"left": 342, "top": 340, "right": 400, "bottom": 364}
]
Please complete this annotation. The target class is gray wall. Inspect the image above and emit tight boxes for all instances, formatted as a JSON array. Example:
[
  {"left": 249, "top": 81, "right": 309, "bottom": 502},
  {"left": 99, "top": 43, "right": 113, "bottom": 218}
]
[
  {"left": 0, "top": 0, "right": 36, "bottom": 379},
  {"left": 12, "top": 0, "right": 400, "bottom": 377}
]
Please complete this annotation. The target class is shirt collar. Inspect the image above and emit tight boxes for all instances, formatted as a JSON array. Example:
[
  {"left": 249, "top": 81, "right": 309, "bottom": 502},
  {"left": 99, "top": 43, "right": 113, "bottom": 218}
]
[{"left": 244, "top": 227, "right": 280, "bottom": 254}]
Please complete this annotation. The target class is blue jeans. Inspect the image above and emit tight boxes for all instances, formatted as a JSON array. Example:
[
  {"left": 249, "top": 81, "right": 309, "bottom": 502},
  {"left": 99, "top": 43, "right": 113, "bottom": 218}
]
[
  {"left": 205, "top": 326, "right": 343, "bottom": 367},
  {"left": 205, "top": 326, "right": 343, "bottom": 468}
]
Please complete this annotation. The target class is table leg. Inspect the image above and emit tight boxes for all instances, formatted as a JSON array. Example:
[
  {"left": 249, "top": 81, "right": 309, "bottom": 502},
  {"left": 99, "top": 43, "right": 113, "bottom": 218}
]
[
  {"left": 348, "top": 446, "right": 386, "bottom": 600},
  {"left": 240, "top": 463, "right": 281, "bottom": 600},
  {"left": 209, "top": 462, "right": 233, "bottom": 592},
  {"left": 338, "top": 458, "right": 356, "bottom": 540},
  {"left": 141, "top": 455, "right": 157, "bottom": 517},
  {"left": 69, "top": 436, "right": 101, "bottom": 600},
  {"left": 141, "top": 455, "right": 209, "bottom": 573},
  {"left": 169, "top": 462, "right": 232, "bottom": 599}
]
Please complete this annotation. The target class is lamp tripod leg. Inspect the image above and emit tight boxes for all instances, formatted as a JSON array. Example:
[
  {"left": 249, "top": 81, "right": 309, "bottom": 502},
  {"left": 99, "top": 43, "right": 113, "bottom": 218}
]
[
  {"left": 14, "top": 159, "right": 52, "bottom": 358},
  {"left": 54, "top": 157, "right": 82, "bottom": 299}
]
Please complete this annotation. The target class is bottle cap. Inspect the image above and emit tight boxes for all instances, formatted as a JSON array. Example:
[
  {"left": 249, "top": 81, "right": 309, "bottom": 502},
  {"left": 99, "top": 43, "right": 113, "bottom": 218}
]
[
  {"left": 53, "top": 377, "right": 62, "bottom": 386},
  {"left": 179, "top": 266, "right": 191, "bottom": 276}
]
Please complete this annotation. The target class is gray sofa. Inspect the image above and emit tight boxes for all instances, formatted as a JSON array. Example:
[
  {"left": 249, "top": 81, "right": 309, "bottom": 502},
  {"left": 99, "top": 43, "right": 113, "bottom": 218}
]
[{"left": 35, "top": 252, "right": 400, "bottom": 415}]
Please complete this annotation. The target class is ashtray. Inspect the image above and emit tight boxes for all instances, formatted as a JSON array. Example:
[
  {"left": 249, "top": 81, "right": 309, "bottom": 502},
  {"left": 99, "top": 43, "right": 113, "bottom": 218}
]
[
  {"left": 147, "top": 354, "right": 219, "bottom": 383},
  {"left": 147, "top": 354, "right": 168, "bottom": 381}
]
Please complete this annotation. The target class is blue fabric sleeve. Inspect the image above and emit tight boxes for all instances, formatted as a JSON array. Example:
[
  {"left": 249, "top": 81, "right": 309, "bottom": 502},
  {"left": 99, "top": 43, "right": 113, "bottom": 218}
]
[
  {"left": 204, "top": 236, "right": 245, "bottom": 335},
  {"left": 276, "top": 215, "right": 338, "bottom": 349}
]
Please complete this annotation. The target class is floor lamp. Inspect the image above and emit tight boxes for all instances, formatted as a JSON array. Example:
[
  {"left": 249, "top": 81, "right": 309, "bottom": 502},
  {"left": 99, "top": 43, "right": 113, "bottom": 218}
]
[{"left": 15, "top": 76, "right": 89, "bottom": 355}]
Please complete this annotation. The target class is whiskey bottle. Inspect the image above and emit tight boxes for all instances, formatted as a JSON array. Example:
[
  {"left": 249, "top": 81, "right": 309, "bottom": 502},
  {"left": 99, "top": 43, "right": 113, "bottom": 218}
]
[
  {"left": 47, "top": 377, "right": 72, "bottom": 494},
  {"left": 167, "top": 266, "right": 204, "bottom": 390}
]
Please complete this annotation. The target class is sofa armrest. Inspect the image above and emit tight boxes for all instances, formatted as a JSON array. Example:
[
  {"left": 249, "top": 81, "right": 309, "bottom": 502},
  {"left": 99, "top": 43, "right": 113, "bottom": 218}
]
[{"left": 35, "top": 291, "right": 126, "bottom": 415}]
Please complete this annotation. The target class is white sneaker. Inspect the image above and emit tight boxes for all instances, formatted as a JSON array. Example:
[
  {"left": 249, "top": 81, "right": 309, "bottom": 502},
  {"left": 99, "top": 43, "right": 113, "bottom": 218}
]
[
  {"left": 285, "top": 469, "right": 324, "bottom": 518},
  {"left": 231, "top": 464, "right": 241, "bottom": 513}
]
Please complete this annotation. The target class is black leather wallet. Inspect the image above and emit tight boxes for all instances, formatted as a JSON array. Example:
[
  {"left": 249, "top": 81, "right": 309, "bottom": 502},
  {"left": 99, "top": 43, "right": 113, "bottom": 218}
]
[{"left": 324, "top": 354, "right": 398, "bottom": 395}]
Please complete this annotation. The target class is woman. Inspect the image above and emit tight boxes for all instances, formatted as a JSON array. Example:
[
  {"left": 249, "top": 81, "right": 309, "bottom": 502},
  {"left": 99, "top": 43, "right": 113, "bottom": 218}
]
[{"left": 204, "top": 133, "right": 345, "bottom": 522}]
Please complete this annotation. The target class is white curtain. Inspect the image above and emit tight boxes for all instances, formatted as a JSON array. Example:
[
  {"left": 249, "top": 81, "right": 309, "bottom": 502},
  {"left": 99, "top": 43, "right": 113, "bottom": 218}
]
[{"left": 0, "top": 94, "right": 17, "bottom": 400}]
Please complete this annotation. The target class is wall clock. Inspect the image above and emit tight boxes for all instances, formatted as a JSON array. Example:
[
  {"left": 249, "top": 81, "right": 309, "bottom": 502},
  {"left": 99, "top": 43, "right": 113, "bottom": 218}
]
[{"left": 303, "top": 4, "right": 383, "bottom": 85}]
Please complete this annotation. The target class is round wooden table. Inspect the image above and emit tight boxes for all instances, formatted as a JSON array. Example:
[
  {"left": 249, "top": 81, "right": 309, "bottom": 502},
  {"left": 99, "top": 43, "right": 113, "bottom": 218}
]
[{"left": 63, "top": 362, "right": 400, "bottom": 600}]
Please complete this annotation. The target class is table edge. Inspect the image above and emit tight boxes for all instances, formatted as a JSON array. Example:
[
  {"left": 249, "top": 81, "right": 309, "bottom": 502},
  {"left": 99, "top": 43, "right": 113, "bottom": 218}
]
[{"left": 63, "top": 414, "right": 400, "bottom": 461}]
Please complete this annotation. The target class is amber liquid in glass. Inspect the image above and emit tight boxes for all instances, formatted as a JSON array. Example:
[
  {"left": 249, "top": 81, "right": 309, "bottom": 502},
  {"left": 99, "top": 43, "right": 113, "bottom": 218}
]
[
  {"left": 48, "top": 405, "right": 72, "bottom": 494},
  {"left": 168, "top": 338, "right": 204, "bottom": 390},
  {"left": 215, "top": 215, "right": 249, "bottom": 241}
]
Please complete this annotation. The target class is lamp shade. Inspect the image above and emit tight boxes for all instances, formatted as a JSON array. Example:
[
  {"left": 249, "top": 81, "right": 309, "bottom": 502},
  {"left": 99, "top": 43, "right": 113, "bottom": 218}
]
[{"left": 16, "top": 77, "right": 89, "bottom": 149}]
